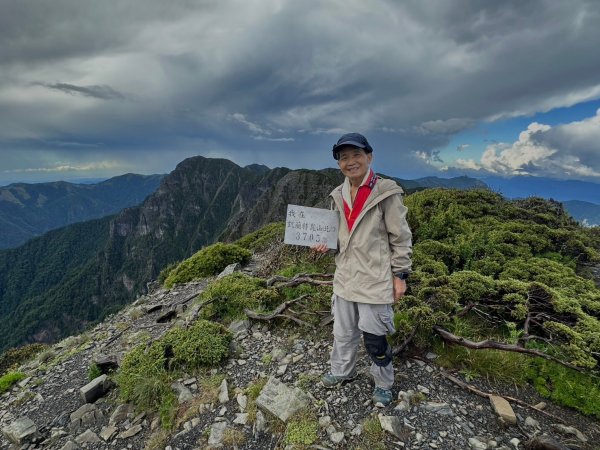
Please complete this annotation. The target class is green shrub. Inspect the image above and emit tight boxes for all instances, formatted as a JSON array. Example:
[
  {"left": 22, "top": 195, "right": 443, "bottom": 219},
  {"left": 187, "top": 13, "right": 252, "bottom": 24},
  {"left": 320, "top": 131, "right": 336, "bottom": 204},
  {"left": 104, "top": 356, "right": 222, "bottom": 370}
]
[
  {"left": 164, "top": 243, "right": 251, "bottom": 287},
  {"left": 0, "top": 343, "right": 48, "bottom": 375},
  {"left": 88, "top": 363, "right": 103, "bottom": 381},
  {"left": 117, "top": 320, "right": 231, "bottom": 429},
  {"left": 198, "top": 273, "right": 280, "bottom": 321},
  {"left": 163, "top": 320, "right": 231, "bottom": 369},
  {"left": 0, "top": 371, "right": 26, "bottom": 394},
  {"left": 157, "top": 262, "right": 178, "bottom": 285},
  {"left": 235, "top": 222, "right": 285, "bottom": 251}
]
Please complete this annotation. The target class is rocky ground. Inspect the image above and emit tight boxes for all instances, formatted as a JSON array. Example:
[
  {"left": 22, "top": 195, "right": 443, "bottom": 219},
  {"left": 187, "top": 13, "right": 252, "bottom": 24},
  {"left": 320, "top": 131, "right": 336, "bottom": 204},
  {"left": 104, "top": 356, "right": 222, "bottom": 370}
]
[{"left": 1, "top": 260, "right": 599, "bottom": 450}]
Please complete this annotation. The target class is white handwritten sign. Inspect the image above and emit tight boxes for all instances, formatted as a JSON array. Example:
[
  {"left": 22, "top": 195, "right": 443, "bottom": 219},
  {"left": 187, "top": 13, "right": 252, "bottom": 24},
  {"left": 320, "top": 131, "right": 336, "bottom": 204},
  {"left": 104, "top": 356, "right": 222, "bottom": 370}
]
[{"left": 284, "top": 204, "right": 339, "bottom": 250}]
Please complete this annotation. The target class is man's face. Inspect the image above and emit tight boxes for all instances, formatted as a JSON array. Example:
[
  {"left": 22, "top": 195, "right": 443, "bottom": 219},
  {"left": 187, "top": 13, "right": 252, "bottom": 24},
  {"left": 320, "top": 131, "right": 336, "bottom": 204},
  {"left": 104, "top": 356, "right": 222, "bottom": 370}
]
[{"left": 337, "top": 147, "right": 372, "bottom": 181}]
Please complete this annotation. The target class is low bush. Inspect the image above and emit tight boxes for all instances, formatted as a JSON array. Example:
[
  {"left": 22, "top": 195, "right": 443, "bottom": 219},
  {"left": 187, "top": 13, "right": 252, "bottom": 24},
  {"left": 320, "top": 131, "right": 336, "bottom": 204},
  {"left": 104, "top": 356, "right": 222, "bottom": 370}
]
[
  {"left": 235, "top": 222, "right": 285, "bottom": 251},
  {"left": 164, "top": 242, "right": 251, "bottom": 287},
  {"left": 0, "top": 343, "right": 48, "bottom": 375},
  {"left": 117, "top": 320, "right": 231, "bottom": 428},
  {"left": 0, "top": 371, "right": 26, "bottom": 394},
  {"left": 283, "top": 410, "right": 318, "bottom": 446},
  {"left": 198, "top": 273, "right": 280, "bottom": 322}
]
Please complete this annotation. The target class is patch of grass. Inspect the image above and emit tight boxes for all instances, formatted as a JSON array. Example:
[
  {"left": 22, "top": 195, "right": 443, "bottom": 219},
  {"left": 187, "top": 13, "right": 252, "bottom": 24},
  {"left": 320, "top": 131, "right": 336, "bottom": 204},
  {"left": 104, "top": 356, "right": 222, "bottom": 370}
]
[
  {"left": 357, "top": 416, "right": 386, "bottom": 450},
  {"left": 0, "top": 371, "right": 26, "bottom": 394},
  {"left": 37, "top": 349, "right": 56, "bottom": 364},
  {"left": 164, "top": 242, "right": 251, "bottom": 287},
  {"left": 197, "top": 373, "right": 226, "bottom": 404},
  {"left": 526, "top": 358, "right": 600, "bottom": 419},
  {"left": 433, "top": 317, "right": 531, "bottom": 386},
  {"left": 163, "top": 321, "right": 231, "bottom": 369},
  {"left": 222, "top": 427, "right": 246, "bottom": 447},
  {"left": 296, "top": 373, "right": 320, "bottom": 390},
  {"left": 129, "top": 307, "right": 145, "bottom": 320},
  {"left": 88, "top": 363, "right": 102, "bottom": 381},
  {"left": 145, "top": 430, "right": 170, "bottom": 450},
  {"left": 235, "top": 222, "right": 285, "bottom": 251},
  {"left": 261, "top": 354, "right": 273, "bottom": 365},
  {"left": 245, "top": 377, "right": 268, "bottom": 423},
  {"left": 435, "top": 342, "right": 531, "bottom": 386},
  {"left": 283, "top": 409, "right": 318, "bottom": 446}
]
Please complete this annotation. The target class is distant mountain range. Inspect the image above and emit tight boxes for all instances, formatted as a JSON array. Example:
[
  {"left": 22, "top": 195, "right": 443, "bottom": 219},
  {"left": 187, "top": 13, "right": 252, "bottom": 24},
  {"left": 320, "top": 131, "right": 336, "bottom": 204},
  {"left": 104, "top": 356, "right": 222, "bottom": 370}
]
[
  {"left": 562, "top": 201, "right": 600, "bottom": 227},
  {"left": 480, "top": 176, "right": 600, "bottom": 226},
  {"left": 481, "top": 176, "right": 600, "bottom": 204},
  {"left": 1, "top": 159, "right": 599, "bottom": 352},
  {"left": 0, "top": 174, "right": 163, "bottom": 249}
]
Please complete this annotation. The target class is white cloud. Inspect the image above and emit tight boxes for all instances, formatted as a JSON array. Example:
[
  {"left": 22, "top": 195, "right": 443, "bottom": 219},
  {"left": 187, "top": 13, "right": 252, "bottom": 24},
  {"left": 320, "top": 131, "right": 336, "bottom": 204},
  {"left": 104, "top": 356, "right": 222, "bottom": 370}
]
[
  {"left": 451, "top": 117, "right": 600, "bottom": 178},
  {"left": 3, "top": 161, "right": 120, "bottom": 173}
]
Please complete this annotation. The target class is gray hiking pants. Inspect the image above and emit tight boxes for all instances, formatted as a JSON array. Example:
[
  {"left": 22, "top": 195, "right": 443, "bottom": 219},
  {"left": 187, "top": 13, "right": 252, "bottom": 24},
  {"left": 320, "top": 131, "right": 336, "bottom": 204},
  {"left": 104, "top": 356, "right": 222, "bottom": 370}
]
[{"left": 330, "top": 294, "right": 395, "bottom": 390}]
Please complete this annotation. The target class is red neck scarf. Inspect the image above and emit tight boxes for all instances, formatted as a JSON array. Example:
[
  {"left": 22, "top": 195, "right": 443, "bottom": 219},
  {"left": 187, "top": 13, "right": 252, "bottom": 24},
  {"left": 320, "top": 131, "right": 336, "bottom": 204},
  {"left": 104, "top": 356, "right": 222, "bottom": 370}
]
[{"left": 343, "top": 169, "right": 377, "bottom": 231}]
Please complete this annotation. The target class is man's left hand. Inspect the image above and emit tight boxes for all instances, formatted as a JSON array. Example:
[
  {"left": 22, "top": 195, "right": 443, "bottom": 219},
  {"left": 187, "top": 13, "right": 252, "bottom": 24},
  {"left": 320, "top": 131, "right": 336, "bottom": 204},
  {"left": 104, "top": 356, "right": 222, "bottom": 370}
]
[{"left": 393, "top": 277, "right": 407, "bottom": 303}]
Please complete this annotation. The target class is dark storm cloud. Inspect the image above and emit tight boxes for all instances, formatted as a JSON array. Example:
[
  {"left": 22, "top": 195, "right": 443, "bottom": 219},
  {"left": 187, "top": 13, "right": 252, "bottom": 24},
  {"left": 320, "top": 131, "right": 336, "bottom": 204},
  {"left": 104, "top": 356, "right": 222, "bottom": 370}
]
[
  {"left": 36, "top": 83, "right": 125, "bottom": 100},
  {"left": 1, "top": 0, "right": 599, "bottom": 182}
]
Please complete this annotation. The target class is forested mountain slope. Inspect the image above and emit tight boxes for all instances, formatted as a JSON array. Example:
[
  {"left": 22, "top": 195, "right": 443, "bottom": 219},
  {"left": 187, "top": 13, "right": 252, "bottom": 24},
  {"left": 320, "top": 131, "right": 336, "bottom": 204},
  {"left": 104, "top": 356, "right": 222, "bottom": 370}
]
[{"left": 0, "top": 174, "right": 163, "bottom": 249}]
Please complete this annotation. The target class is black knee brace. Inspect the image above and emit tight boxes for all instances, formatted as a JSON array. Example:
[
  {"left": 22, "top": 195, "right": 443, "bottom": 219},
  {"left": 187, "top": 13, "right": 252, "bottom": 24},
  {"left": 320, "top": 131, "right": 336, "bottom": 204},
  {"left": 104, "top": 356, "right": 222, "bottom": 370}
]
[{"left": 363, "top": 332, "right": 392, "bottom": 367}]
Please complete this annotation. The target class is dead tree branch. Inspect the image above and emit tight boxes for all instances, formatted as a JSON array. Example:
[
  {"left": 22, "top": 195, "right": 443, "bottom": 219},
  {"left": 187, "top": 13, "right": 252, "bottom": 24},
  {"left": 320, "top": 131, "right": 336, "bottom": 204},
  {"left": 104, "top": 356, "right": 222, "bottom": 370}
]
[
  {"left": 245, "top": 294, "right": 314, "bottom": 328},
  {"left": 266, "top": 274, "right": 333, "bottom": 288},
  {"left": 433, "top": 326, "right": 585, "bottom": 373},
  {"left": 392, "top": 325, "right": 418, "bottom": 356},
  {"left": 439, "top": 370, "right": 566, "bottom": 424}
]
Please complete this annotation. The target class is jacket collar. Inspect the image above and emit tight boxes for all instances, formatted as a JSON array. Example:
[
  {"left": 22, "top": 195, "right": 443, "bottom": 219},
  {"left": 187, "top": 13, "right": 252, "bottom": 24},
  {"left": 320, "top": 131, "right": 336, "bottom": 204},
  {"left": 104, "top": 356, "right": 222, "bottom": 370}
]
[{"left": 331, "top": 177, "right": 403, "bottom": 238}]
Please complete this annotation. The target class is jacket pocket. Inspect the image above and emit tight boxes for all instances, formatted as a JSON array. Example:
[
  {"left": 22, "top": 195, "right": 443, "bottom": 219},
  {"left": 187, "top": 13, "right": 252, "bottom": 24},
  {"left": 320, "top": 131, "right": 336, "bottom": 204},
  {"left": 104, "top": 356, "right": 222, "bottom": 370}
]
[{"left": 379, "top": 305, "right": 396, "bottom": 335}]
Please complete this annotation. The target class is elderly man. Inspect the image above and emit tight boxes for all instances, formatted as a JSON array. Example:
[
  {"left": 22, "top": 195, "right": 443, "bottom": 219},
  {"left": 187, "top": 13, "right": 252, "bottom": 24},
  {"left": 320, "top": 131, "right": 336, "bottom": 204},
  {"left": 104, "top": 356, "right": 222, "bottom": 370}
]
[{"left": 314, "top": 132, "right": 413, "bottom": 407}]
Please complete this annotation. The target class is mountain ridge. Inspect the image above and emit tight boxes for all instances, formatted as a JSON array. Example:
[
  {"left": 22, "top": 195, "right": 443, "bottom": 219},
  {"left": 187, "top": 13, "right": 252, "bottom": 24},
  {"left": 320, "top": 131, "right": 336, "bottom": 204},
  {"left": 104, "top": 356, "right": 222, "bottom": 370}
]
[{"left": 0, "top": 173, "right": 163, "bottom": 249}]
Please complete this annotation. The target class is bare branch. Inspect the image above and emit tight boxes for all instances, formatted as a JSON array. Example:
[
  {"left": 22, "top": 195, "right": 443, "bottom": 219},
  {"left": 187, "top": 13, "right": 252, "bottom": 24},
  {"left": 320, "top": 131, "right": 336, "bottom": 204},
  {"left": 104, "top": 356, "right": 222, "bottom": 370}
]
[
  {"left": 392, "top": 325, "right": 418, "bottom": 356},
  {"left": 244, "top": 294, "right": 310, "bottom": 320},
  {"left": 433, "top": 326, "right": 585, "bottom": 373},
  {"left": 266, "top": 273, "right": 333, "bottom": 288},
  {"left": 438, "top": 370, "right": 566, "bottom": 424}
]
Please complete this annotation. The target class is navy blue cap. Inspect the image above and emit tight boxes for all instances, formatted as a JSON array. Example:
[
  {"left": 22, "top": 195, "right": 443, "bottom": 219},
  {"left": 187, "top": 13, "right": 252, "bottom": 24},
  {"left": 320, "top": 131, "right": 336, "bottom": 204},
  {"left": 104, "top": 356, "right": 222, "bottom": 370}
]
[{"left": 332, "top": 132, "right": 373, "bottom": 160}]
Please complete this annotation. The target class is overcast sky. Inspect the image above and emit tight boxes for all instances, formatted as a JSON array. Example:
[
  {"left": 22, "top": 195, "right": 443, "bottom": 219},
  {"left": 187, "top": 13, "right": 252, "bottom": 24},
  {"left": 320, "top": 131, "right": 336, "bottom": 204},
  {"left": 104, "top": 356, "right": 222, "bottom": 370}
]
[{"left": 1, "top": 0, "right": 600, "bottom": 185}]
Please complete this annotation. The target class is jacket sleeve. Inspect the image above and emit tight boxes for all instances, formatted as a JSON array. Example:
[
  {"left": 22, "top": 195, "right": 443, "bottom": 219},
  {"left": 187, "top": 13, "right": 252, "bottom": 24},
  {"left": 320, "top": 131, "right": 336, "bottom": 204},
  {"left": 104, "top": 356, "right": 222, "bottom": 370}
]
[{"left": 382, "top": 193, "right": 413, "bottom": 273}]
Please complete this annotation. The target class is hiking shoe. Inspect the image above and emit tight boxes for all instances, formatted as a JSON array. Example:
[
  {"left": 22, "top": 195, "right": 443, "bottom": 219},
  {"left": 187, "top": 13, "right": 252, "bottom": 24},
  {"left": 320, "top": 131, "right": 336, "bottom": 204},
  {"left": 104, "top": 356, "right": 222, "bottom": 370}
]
[
  {"left": 321, "top": 371, "right": 357, "bottom": 388},
  {"left": 372, "top": 387, "right": 393, "bottom": 407}
]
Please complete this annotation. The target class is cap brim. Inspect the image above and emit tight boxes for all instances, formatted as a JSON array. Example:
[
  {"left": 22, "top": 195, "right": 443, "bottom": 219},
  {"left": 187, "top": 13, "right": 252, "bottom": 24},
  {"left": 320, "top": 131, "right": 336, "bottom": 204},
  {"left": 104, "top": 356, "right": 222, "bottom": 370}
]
[{"left": 332, "top": 140, "right": 366, "bottom": 150}]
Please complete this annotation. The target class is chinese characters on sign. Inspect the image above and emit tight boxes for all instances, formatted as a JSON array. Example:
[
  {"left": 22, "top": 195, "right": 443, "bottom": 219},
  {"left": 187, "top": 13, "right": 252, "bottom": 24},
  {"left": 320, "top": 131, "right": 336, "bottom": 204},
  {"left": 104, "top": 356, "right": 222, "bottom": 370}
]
[{"left": 283, "top": 204, "right": 339, "bottom": 250}]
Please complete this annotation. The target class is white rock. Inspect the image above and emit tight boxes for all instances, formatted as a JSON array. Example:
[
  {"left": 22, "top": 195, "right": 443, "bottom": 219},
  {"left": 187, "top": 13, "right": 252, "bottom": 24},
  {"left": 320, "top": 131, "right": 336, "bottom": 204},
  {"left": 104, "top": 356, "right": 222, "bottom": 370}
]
[
  {"left": 417, "top": 385, "right": 430, "bottom": 394},
  {"left": 318, "top": 416, "right": 331, "bottom": 428},
  {"left": 237, "top": 394, "right": 248, "bottom": 411},
  {"left": 254, "top": 411, "right": 267, "bottom": 434},
  {"left": 208, "top": 421, "right": 227, "bottom": 446},
  {"left": 330, "top": 431, "right": 345, "bottom": 444},
  {"left": 233, "top": 413, "right": 248, "bottom": 425},
  {"left": 218, "top": 379, "right": 229, "bottom": 404},
  {"left": 524, "top": 416, "right": 540, "bottom": 429},
  {"left": 468, "top": 437, "right": 488, "bottom": 450},
  {"left": 351, "top": 424, "right": 363, "bottom": 436}
]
